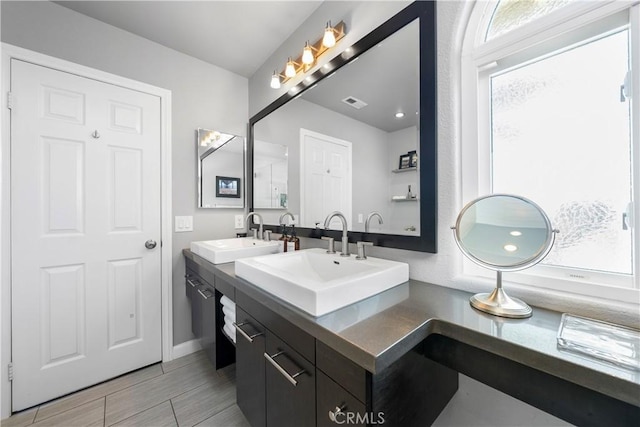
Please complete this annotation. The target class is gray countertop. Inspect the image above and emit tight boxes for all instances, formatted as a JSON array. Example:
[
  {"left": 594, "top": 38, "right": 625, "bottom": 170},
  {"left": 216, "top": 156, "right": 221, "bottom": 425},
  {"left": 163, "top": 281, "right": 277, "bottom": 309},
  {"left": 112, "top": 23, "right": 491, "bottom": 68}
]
[{"left": 184, "top": 249, "right": 640, "bottom": 407}]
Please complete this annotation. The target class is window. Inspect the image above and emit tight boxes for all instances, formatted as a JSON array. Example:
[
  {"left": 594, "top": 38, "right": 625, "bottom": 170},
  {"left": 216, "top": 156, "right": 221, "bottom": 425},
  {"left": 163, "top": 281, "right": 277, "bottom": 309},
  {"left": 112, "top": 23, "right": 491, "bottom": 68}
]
[{"left": 462, "top": 1, "right": 639, "bottom": 302}]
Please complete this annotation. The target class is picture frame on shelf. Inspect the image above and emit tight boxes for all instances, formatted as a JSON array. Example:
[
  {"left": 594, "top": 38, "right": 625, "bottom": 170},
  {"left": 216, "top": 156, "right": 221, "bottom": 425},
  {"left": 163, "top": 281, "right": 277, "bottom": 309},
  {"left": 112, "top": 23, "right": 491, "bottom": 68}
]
[
  {"left": 408, "top": 150, "right": 418, "bottom": 168},
  {"left": 399, "top": 154, "right": 411, "bottom": 169},
  {"left": 215, "top": 176, "right": 241, "bottom": 198}
]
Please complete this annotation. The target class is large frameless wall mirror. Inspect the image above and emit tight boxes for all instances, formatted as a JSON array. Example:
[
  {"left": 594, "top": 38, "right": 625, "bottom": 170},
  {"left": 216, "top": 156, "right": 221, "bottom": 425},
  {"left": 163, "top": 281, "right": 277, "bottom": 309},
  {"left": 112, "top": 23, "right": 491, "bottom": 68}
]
[
  {"left": 249, "top": 1, "right": 437, "bottom": 252},
  {"left": 197, "top": 128, "right": 245, "bottom": 208}
]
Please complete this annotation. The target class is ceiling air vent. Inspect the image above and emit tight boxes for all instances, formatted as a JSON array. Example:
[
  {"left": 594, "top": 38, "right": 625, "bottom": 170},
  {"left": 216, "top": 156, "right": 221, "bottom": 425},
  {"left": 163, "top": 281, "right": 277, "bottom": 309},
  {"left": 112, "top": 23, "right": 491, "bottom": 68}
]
[{"left": 341, "top": 96, "right": 368, "bottom": 110}]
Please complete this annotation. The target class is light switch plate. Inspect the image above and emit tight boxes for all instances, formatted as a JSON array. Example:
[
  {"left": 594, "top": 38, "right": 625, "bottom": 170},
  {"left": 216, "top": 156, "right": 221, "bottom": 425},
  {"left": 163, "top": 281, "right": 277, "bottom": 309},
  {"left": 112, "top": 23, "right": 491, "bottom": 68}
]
[
  {"left": 358, "top": 213, "right": 364, "bottom": 223},
  {"left": 175, "top": 216, "right": 193, "bottom": 232},
  {"left": 234, "top": 215, "right": 244, "bottom": 229}
]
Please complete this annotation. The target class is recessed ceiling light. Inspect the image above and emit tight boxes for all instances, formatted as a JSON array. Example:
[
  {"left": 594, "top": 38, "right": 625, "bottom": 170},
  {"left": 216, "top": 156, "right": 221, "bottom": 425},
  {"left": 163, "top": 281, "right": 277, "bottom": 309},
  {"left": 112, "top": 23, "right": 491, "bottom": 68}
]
[
  {"left": 395, "top": 112, "right": 405, "bottom": 118},
  {"left": 509, "top": 231, "right": 522, "bottom": 236},
  {"left": 503, "top": 244, "right": 518, "bottom": 252}
]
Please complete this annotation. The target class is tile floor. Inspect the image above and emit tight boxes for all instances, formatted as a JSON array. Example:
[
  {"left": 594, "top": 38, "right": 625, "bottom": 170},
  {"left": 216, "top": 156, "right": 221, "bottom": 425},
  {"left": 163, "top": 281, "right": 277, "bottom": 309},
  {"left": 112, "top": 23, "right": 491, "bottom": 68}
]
[{"left": 1, "top": 351, "right": 250, "bottom": 427}]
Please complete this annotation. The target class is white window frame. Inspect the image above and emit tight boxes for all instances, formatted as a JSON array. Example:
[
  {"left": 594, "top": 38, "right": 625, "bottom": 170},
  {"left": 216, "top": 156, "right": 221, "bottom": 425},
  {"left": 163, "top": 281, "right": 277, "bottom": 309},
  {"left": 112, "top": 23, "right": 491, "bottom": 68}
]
[{"left": 460, "top": 0, "right": 640, "bottom": 304}]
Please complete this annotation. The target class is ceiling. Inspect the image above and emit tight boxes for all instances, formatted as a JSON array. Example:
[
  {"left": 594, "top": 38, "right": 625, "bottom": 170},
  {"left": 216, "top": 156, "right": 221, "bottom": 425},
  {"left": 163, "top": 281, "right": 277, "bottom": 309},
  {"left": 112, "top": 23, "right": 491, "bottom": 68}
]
[
  {"left": 54, "top": 1, "right": 323, "bottom": 78},
  {"left": 54, "top": 1, "right": 418, "bottom": 132}
]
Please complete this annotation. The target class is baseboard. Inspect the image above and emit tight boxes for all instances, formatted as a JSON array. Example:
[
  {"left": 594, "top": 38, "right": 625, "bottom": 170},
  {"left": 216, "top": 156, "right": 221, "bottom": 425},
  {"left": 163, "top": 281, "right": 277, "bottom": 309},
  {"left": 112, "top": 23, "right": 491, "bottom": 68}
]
[{"left": 171, "top": 339, "right": 202, "bottom": 360}]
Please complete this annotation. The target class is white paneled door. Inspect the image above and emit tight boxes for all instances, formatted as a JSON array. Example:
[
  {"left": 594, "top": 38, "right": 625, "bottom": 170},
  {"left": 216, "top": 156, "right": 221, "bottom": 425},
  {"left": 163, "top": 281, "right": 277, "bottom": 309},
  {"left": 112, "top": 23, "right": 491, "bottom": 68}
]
[
  {"left": 300, "top": 129, "right": 352, "bottom": 229},
  {"left": 10, "top": 59, "right": 162, "bottom": 411}
]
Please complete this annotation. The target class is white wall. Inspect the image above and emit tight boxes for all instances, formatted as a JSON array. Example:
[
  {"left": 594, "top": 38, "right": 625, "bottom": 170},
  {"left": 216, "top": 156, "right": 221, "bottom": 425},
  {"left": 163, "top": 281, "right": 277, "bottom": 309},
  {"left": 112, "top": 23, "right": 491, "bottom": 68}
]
[{"left": 0, "top": 0, "right": 249, "bottom": 350}]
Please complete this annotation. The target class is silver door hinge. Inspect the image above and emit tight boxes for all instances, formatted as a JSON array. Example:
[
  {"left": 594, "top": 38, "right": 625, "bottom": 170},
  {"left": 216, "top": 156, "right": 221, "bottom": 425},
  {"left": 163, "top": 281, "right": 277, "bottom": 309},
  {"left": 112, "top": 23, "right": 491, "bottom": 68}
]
[
  {"left": 7, "top": 92, "right": 14, "bottom": 110},
  {"left": 8, "top": 363, "right": 13, "bottom": 381}
]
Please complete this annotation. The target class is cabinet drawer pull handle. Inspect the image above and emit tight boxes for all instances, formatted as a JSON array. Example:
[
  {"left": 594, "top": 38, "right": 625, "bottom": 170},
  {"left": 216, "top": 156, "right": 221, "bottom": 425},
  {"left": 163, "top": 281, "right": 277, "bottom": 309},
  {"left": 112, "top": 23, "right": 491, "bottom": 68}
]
[
  {"left": 233, "top": 322, "right": 263, "bottom": 343},
  {"left": 263, "top": 351, "right": 306, "bottom": 386},
  {"left": 186, "top": 279, "right": 198, "bottom": 288},
  {"left": 328, "top": 405, "right": 346, "bottom": 422},
  {"left": 197, "top": 288, "right": 213, "bottom": 299}
]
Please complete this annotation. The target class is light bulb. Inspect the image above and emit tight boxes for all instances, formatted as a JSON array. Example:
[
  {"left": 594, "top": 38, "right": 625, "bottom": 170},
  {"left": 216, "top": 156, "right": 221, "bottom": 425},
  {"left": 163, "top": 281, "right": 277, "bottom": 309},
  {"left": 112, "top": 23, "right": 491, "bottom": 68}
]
[
  {"left": 285, "top": 58, "right": 296, "bottom": 78},
  {"left": 302, "top": 41, "right": 314, "bottom": 65},
  {"left": 323, "top": 22, "right": 336, "bottom": 48},
  {"left": 270, "top": 71, "right": 281, "bottom": 89}
]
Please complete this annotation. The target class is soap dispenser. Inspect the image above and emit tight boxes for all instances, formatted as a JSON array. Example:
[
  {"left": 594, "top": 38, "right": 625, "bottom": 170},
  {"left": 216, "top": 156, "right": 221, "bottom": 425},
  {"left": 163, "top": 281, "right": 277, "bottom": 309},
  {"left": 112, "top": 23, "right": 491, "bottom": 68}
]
[
  {"left": 278, "top": 225, "right": 289, "bottom": 253},
  {"left": 290, "top": 225, "right": 300, "bottom": 251}
]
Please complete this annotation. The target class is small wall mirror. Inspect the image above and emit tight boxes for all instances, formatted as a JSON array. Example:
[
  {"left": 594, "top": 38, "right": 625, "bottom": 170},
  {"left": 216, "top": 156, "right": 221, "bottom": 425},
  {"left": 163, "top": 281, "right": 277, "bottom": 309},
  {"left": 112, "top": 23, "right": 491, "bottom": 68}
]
[
  {"left": 197, "top": 128, "right": 245, "bottom": 208},
  {"left": 253, "top": 140, "right": 288, "bottom": 210},
  {"left": 452, "top": 194, "right": 557, "bottom": 318}
]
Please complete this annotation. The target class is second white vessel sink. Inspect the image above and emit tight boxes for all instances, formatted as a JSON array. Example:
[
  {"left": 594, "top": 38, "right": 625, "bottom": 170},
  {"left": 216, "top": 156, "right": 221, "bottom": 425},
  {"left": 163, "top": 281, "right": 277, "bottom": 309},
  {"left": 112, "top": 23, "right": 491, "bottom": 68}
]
[
  {"left": 191, "top": 238, "right": 280, "bottom": 264},
  {"left": 234, "top": 248, "right": 409, "bottom": 316}
]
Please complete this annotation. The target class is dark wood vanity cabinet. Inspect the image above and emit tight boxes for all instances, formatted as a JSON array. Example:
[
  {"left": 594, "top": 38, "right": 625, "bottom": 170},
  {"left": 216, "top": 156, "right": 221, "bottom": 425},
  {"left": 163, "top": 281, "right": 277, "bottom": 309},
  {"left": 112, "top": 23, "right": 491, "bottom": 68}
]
[
  {"left": 265, "top": 331, "right": 316, "bottom": 427},
  {"left": 235, "top": 307, "right": 267, "bottom": 427},
  {"left": 235, "top": 289, "right": 458, "bottom": 427},
  {"left": 185, "top": 258, "right": 235, "bottom": 371}
]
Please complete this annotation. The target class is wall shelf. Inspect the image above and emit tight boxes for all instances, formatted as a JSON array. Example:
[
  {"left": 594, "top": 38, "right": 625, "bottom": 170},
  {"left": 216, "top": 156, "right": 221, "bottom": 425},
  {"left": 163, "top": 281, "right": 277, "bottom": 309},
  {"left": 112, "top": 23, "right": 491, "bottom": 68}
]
[
  {"left": 392, "top": 167, "right": 418, "bottom": 173},
  {"left": 391, "top": 197, "right": 419, "bottom": 202}
]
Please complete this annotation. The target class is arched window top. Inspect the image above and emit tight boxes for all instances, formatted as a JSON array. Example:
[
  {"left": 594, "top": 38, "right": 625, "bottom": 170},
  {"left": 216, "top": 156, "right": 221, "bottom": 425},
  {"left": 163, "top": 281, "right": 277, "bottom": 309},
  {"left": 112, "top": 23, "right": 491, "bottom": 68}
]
[{"left": 485, "top": 0, "right": 574, "bottom": 41}]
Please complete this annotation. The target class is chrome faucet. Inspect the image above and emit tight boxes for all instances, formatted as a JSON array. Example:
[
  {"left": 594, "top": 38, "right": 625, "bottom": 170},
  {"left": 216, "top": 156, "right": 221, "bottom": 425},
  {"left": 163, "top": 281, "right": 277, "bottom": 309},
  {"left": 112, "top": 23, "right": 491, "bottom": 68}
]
[
  {"left": 324, "top": 211, "right": 350, "bottom": 257},
  {"left": 245, "top": 212, "right": 264, "bottom": 240},
  {"left": 278, "top": 212, "right": 295, "bottom": 225},
  {"left": 365, "top": 211, "right": 384, "bottom": 233}
]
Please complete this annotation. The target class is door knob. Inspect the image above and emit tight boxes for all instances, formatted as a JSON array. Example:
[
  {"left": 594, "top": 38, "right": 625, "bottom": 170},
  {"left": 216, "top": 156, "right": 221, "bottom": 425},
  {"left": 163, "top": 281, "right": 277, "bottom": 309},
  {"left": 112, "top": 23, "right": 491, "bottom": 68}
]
[{"left": 145, "top": 240, "right": 157, "bottom": 249}]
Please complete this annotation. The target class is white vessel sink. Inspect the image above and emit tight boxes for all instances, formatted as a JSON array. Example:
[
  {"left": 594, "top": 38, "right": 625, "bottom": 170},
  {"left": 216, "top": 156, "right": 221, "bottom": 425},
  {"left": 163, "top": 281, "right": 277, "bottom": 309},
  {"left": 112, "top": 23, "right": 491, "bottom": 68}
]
[
  {"left": 190, "top": 238, "right": 280, "bottom": 264},
  {"left": 234, "top": 248, "right": 409, "bottom": 316}
]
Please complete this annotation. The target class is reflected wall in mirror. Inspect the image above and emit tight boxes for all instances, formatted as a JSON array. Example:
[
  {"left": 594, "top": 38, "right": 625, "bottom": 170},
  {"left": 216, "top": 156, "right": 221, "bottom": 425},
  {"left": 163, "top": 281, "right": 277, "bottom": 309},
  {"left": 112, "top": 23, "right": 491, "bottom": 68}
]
[
  {"left": 197, "top": 128, "right": 245, "bottom": 208},
  {"left": 249, "top": 2, "right": 437, "bottom": 252},
  {"left": 254, "top": 140, "right": 288, "bottom": 210}
]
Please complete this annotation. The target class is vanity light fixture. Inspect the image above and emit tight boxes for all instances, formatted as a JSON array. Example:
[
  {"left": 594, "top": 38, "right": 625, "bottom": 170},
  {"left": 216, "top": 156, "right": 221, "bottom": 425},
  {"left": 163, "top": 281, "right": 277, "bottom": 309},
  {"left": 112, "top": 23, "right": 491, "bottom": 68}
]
[
  {"left": 302, "top": 41, "right": 315, "bottom": 65},
  {"left": 270, "top": 20, "right": 347, "bottom": 88},
  {"left": 270, "top": 71, "right": 281, "bottom": 89},
  {"left": 323, "top": 21, "right": 337, "bottom": 48},
  {"left": 285, "top": 58, "right": 297, "bottom": 78}
]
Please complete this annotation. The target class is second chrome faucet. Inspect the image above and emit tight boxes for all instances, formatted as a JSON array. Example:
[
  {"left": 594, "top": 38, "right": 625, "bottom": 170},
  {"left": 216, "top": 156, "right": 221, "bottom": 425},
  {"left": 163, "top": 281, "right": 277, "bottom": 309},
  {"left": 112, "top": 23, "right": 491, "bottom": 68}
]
[{"left": 323, "top": 211, "right": 350, "bottom": 256}]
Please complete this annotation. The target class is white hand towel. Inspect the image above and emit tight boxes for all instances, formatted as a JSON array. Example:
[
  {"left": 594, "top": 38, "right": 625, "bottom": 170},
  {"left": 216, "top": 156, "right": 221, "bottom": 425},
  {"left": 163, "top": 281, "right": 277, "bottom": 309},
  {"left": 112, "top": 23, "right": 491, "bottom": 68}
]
[
  {"left": 224, "top": 315, "right": 235, "bottom": 328},
  {"left": 223, "top": 323, "right": 236, "bottom": 344},
  {"left": 222, "top": 306, "right": 236, "bottom": 320},
  {"left": 220, "top": 295, "right": 235, "bottom": 308}
]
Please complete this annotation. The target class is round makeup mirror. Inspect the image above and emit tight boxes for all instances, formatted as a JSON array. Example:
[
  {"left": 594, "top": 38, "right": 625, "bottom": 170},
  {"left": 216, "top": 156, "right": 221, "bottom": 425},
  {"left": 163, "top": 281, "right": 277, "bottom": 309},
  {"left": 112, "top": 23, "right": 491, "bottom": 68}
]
[{"left": 452, "top": 194, "right": 558, "bottom": 318}]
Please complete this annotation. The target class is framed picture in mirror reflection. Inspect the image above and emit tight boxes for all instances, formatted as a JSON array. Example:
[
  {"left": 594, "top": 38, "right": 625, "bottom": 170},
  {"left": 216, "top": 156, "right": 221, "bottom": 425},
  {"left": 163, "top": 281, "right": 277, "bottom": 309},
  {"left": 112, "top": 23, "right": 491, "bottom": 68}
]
[
  {"left": 399, "top": 154, "right": 411, "bottom": 169},
  {"left": 215, "top": 176, "right": 241, "bottom": 198}
]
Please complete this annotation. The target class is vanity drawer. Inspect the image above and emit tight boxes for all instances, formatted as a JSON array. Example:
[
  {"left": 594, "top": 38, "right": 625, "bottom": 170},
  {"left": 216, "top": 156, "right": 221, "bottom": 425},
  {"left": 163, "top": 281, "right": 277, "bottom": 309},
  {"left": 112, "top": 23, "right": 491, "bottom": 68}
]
[
  {"left": 185, "top": 256, "right": 216, "bottom": 286},
  {"left": 316, "top": 340, "right": 367, "bottom": 403},
  {"left": 317, "top": 370, "right": 367, "bottom": 427},
  {"left": 236, "top": 289, "right": 315, "bottom": 364}
]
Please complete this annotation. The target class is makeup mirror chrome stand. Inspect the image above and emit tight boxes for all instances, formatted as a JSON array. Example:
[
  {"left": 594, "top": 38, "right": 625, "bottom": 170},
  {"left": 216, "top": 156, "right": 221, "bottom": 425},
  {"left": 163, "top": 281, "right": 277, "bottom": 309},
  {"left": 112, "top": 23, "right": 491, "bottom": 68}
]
[{"left": 452, "top": 194, "right": 558, "bottom": 319}]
